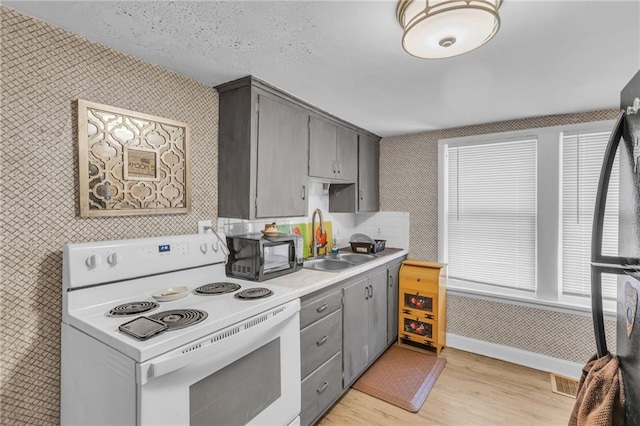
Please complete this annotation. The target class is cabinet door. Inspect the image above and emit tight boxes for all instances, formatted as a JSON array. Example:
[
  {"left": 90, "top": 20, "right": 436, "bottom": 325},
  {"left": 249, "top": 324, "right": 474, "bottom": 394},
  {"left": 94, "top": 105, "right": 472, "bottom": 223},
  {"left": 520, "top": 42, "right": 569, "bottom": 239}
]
[
  {"left": 256, "top": 94, "right": 308, "bottom": 217},
  {"left": 336, "top": 126, "right": 357, "bottom": 183},
  {"left": 309, "top": 116, "right": 337, "bottom": 179},
  {"left": 387, "top": 263, "right": 401, "bottom": 345},
  {"left": 342, "top": 278, "right": 368, "bottom": 387},
  {"left": 367, "top": 270, "right": 388, "bottom": 362},
  {"left": 358, "top": 135, "right": 380, "bottom": 212}
]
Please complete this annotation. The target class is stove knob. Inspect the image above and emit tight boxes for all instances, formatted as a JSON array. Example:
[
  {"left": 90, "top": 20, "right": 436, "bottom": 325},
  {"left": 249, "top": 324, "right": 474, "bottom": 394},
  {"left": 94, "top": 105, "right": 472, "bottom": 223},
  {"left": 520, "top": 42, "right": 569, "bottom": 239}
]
[
  {"left": 85, "top": 254, "right": 102, "bottom": 269},
  {"left": 212, "top": 241, "right": 219, "bottom": 252},
  {"left": 107, "top": 252, "right": 122, "bottom": 266},
  {"left": 200, "top": 243, "right": 208, "bottom": 254}
]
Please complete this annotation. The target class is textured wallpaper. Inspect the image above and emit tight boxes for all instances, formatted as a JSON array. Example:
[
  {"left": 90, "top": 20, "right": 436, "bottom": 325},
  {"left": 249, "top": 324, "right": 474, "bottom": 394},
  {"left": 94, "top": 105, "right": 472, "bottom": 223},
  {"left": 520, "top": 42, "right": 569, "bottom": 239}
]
[
  {"left": 0, "top": 7, "right": 218, "bottom": 424},
  {"left": 380, "top": 109, "right": 619, "bottom": 363}
]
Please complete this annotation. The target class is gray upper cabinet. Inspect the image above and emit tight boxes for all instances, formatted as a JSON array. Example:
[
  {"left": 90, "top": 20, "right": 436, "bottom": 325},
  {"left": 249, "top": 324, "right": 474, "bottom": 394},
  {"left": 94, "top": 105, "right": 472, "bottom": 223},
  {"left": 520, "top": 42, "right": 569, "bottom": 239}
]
[
  {"left": 217, "top": 77, "right": 309, "bottom": 219},
  {"left": 336, "top": 126, "right": 358, "bottom": 182},
  {"left": 256, "top": 95, "right": 308, "bottom": 217},
  {"left": 308, "top": 117, "right": 337, "bottom": 180},
  {"left": 327, "top": 133, "right": 380, "bottom": 213},
  {"left": 309, "top": 116, "right": 357, "bottom": 182},
  {"left": 358, "top": 134, "right": 380, "bottom": 212}
]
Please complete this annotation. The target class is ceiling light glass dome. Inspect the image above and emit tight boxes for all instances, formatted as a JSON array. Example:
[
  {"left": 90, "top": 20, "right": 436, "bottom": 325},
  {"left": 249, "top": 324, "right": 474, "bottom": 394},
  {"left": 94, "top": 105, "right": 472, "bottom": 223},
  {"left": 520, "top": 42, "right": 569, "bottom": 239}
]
[{"left": 397, "top": 0, "right": 503, "bottom": 59}]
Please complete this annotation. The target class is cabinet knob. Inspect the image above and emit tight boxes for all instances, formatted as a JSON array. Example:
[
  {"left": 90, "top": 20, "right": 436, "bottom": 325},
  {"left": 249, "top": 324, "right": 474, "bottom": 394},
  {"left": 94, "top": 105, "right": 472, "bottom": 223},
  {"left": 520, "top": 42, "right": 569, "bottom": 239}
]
[
  {"left": 301, "top": 185, "right": 306, "bottom": 200},
  {"left": 316, "top": 304, "right": 328, "bottom": 313},
  {"left": 317, "top": 382, "right": 328, "bottom": 394},
  {"left": 316, "top": 336, "right": 328, "bottom": 346}
]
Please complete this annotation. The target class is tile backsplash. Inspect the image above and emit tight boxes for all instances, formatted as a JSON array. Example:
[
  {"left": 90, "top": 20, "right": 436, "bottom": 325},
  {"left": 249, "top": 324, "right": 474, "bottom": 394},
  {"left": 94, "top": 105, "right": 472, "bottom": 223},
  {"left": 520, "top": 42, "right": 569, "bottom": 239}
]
[{"left": 218, "top": 182, "right": 410, "bottom": 254}]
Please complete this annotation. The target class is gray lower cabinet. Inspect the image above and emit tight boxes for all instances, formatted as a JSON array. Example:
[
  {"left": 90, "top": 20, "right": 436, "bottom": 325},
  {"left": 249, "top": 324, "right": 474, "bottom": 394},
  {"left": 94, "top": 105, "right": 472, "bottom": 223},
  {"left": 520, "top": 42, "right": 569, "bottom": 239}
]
[
  {"left": 308, "top": 116, "right": 357, "bottom": 183},
  {"left": 301, "top": 352, "right": 342, "bottom": 426},
  {"left": 387, "top": 262, "right": 402, "bottom": 345},
  {"left": 300, "top": 289, "right": 343, "bottom": 426},
  {"left": 217, "top": 77, "right": 308, "bottom": 219},
  {"left": 342, "top": 270, "right": 388, "bottom": 388}
]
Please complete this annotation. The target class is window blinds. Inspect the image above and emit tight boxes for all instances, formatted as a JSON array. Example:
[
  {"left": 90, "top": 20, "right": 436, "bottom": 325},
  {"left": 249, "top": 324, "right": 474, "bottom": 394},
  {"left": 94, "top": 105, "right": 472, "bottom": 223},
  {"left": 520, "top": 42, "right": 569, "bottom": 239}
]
[
  {"left": 562, "top": 131, "right": 619, "bottom": 299},
  {"left": 447, "top": 139, "right": 537, "bottom": 291}
]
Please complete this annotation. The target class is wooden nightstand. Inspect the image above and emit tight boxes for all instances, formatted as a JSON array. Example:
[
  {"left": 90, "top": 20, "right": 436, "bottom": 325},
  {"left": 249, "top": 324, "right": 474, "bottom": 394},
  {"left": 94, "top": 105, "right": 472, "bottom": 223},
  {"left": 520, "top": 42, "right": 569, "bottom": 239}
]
[{"left": 397, "top": 260, "right": 446, "bottom": 356}]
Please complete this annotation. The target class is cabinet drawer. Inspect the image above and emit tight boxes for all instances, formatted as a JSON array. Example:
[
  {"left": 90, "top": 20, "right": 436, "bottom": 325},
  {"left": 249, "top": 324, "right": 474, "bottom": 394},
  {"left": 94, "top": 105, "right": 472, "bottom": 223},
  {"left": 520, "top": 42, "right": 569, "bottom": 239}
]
[
  {"left": 300, "top": 290, "right": 342, "bottom": 329},
  {"left": 301, "top": 309, "right": 342, "bottom": 379},
  {"left": 399, "top": 288, "right": 438, "bottom": 318},
  {"left": 301, "top": 351, "right": 342, "bottom": 426},
  {"left": 400, "top": 265, "right": 440, "bottom": 293},
  {"left": 399, "top": 313, "right": 438, "bottom": 346}
]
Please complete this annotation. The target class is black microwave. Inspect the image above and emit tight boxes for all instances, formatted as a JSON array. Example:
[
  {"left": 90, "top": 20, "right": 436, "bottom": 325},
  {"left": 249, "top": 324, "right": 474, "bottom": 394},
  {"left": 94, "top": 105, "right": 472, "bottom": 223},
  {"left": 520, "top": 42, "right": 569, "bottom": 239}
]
[{"left": 225, "top": 233, "right": 303, "bottom": 281}]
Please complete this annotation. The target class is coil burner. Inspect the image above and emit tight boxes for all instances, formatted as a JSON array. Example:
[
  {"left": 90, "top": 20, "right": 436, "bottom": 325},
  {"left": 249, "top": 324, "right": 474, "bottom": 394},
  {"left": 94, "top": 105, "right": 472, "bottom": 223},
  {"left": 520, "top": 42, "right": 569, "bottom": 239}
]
[
  {"left": 148, "top": 309, "right": 208, "bottom": 331},
  {"left": 107, "top": 301, "right": 159, "bottom": 317},
  {"left": 194, "top": 282, "right": 241, "bottom": 295},
  {"left": 234, "top": 288, "right": 274, "bottom": 300}
]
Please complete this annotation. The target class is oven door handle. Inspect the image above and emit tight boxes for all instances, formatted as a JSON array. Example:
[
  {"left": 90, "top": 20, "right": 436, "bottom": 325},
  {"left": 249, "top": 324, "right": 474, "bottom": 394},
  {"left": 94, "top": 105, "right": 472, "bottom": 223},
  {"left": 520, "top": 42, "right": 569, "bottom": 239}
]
[{"left": 142, "top": 299, "right": 300, "bottom": 383}]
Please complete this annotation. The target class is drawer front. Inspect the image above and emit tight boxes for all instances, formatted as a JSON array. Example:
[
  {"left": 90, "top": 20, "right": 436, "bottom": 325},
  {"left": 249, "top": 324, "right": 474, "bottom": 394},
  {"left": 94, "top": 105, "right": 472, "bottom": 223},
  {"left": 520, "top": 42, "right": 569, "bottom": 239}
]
[
  {"left": 400, "top": 265, "right": 440, "bottom": 293},
  {"left": 300, "top": 309, "right": 342, "bottom": 378},
  {"left": 399, "top": 313, "right": 438, "bottom": 346},
  {"left": 400, "top": 288, "right": 438, "bottom": 318},
  {"left": 301, "top": 351, "right": 342, "bottom": 426},
  {"left": 300, "top": 290, "right": 342, "bottom": 329}
]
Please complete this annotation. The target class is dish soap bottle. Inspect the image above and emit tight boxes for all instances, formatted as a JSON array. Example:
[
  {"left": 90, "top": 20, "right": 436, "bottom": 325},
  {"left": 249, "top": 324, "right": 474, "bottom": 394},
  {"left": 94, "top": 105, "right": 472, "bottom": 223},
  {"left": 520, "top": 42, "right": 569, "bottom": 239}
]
[{"left": 331, "top": 236, "right": 339, "bottom": 254}]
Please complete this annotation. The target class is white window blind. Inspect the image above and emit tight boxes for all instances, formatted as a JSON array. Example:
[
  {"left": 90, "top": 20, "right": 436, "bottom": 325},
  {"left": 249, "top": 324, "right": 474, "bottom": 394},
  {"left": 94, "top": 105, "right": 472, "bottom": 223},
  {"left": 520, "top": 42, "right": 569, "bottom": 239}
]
[
  {"left": 447, "top": 139, "right": 537, "bottom": 291},
  {"left": 562, "top": 131, "right": 619, "bottom": 299}
]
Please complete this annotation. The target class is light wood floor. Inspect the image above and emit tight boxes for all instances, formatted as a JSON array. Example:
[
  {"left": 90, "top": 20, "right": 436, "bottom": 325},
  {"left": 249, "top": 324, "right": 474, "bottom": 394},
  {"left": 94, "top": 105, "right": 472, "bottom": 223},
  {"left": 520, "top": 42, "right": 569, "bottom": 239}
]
[{"left": 317, "top": 347, "right": 576, "bottom": 426}]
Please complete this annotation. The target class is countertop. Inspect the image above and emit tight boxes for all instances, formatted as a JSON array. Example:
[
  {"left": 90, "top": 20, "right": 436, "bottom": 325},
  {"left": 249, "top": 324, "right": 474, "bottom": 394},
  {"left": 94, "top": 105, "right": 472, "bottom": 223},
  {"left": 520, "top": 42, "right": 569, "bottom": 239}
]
[{"left": 270, "top": 248, "right": 408, "bottom": 298}]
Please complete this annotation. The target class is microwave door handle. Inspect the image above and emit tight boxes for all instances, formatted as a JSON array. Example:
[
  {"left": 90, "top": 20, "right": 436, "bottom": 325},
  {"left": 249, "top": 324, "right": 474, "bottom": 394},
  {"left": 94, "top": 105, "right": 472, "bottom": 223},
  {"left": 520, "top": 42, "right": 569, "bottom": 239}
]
[{"left": 591, "top": 111, "right": 625, "bottom": 265}]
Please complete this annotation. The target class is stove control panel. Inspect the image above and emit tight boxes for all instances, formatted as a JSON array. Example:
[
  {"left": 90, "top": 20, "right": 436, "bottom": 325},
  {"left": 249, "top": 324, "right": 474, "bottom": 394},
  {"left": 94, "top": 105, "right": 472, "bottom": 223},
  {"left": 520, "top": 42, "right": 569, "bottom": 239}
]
[
  {"left": 64, "top": 233, "right": 228, "bottom": 289},
  {"left": 140, "top": 242, "right": 189, "bottom": 257}
]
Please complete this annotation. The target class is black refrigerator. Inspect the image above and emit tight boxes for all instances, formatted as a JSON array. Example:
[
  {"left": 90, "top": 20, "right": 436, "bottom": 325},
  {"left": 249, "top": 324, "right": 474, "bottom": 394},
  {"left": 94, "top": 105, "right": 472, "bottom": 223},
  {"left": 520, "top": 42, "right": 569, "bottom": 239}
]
[{"left": 591, "top": 69, "right": 640, "bottom": 425}]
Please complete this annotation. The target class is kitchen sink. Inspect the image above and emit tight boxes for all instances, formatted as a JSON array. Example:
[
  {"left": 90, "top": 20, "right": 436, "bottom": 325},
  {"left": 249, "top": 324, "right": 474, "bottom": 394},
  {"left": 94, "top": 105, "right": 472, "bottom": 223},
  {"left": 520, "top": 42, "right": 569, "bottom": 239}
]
[{"left": 303, "top": 252, "right": 376, "bottom": 272}]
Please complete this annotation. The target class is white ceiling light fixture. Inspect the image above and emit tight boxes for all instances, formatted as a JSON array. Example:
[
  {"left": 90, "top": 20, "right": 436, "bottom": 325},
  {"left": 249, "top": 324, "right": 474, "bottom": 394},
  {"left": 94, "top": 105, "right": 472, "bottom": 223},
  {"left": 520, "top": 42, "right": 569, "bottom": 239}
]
[{"left": 397, "top": 0, "right": 503, "bottom": 59}]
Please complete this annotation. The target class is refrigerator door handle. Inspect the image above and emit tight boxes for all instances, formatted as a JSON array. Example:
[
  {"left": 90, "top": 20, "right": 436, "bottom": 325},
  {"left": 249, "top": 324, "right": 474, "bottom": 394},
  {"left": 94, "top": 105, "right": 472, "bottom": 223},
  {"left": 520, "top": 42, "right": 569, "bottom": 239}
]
[
  {"left": 590, "top": 111, "right": 626, "bottom": 359},
  {"left": 591, "top": 265, "right": 609, "bottom": 358},
  {"left": 591, "top": 110, "right": 626, "bottom": 266}
]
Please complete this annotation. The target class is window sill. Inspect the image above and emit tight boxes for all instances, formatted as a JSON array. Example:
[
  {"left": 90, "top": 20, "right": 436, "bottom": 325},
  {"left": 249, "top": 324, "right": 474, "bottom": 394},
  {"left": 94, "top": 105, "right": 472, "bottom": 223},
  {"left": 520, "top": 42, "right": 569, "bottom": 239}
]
[{"left": 446, "top": 281, "right": 617, "bottom": 321}]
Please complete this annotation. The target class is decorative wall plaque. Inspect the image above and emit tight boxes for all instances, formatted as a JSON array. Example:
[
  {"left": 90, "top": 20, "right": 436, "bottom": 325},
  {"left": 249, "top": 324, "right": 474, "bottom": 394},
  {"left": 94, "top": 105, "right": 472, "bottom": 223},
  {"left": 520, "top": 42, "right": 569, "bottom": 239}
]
[{"left": 77, "top": 100, "right": 191, "bottom": 216}]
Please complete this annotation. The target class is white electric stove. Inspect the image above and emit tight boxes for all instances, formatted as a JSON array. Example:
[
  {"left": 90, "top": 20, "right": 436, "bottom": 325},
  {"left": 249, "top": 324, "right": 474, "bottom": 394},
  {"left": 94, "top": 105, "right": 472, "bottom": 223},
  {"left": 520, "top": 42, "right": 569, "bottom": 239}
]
[{"left": 61, "top": 232, "right": 301, "bottom": 426}]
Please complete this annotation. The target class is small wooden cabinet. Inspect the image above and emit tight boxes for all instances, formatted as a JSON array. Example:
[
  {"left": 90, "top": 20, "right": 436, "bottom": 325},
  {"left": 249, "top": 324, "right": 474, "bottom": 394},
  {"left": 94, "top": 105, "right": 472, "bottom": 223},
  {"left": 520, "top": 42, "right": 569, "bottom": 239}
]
[{"left": 398, "top": 260, "right": 446, "bottom": 355}]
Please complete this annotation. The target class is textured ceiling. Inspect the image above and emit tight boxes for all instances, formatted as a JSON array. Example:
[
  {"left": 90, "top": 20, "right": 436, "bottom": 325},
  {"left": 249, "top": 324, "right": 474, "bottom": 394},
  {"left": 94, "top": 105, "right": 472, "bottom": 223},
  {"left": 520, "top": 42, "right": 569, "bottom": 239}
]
[{"left": 5, "top": 0, "right": 640, "bottom": 136}]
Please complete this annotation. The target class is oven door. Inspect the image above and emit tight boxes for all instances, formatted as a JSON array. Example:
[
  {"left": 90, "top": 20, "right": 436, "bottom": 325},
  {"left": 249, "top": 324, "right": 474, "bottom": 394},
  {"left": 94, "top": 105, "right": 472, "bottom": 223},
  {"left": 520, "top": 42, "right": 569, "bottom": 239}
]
[{"left": 137, "top": 299, "right": 301, "bottom": 426}]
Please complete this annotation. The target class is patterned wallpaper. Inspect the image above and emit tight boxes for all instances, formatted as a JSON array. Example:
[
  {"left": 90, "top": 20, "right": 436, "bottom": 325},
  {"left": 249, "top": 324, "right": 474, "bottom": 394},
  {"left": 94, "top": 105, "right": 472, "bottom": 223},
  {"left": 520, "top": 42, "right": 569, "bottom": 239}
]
[
  {"left": 380, "top": 109, "right": 620, "bottom": 363},
  {"left": 0, "top": 7, "right": 218, "bottom": 424}
]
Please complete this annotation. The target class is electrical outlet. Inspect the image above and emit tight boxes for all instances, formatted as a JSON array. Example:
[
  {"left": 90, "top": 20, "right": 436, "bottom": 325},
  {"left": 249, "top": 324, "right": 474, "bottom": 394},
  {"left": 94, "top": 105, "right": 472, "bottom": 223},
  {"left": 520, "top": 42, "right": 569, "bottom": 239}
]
[{"left": 198, "top": 220, "right": 212, "bottom": 234}]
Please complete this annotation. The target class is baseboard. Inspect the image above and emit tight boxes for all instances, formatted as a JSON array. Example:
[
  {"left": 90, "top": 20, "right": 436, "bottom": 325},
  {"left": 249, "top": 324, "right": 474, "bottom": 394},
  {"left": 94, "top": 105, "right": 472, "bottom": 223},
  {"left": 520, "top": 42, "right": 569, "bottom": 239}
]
[{"left": 446, "top": 333, "right": 583, "bottom": 380}]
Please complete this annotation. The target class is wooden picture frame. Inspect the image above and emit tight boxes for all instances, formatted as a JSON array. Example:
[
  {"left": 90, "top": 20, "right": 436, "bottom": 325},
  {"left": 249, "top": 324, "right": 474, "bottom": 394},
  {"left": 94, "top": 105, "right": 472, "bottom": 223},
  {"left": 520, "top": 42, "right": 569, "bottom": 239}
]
[{"left": 77, "top": 99, "right": 191, "bottom": 217}]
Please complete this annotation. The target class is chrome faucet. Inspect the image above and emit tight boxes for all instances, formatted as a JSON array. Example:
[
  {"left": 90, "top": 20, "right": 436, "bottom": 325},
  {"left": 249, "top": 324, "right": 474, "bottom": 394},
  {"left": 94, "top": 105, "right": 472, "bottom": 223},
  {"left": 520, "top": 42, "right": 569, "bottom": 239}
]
[{"left": 311, "top": 208, "right": 325, "bottom": 259}]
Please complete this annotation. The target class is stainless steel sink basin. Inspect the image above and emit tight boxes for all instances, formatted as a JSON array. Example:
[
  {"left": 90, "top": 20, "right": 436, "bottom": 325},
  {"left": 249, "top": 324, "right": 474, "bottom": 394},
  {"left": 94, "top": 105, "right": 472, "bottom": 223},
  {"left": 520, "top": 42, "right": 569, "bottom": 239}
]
[
  {"left": 303, "top": 253, "right": 376, "bottom": 272},
  {"left": 325, "top": 253, "right": 376, "bottom": 264}
]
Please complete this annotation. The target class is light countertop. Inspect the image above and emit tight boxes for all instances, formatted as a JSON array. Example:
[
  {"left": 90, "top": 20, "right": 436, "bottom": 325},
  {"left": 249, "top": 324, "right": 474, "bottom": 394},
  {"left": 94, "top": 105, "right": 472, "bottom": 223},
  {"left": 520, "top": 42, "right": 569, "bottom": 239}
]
[{"left": 270, "top": 248, "right": 408, "bottom": 298}]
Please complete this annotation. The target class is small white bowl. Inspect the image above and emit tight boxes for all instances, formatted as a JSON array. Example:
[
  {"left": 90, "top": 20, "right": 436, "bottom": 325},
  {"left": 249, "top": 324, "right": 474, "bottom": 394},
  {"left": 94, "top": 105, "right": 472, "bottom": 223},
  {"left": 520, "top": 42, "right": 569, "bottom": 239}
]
[{"left": 152, "top": 286, "right": 189, "bottom": 302}]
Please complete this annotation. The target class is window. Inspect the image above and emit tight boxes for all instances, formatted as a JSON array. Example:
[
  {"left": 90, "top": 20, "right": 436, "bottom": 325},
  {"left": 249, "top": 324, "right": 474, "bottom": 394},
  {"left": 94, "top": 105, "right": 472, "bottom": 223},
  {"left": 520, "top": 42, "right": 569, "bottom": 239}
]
[
  {"left": 447, "top": 139, "right": 537, "bottom": 291},
  {"left": 438, "top": 120, "right": 617, "bottom": 312},
  {"left": 561, "top": 131, "right": 619, "bottom": 300}
]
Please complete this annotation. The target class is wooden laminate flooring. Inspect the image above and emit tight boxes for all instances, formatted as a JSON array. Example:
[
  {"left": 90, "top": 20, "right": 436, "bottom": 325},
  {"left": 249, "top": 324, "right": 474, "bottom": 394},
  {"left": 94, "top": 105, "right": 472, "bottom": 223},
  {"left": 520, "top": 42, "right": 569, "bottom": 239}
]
[{"left": 317, "top": 347, "right": 576, "bottom": 426}]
